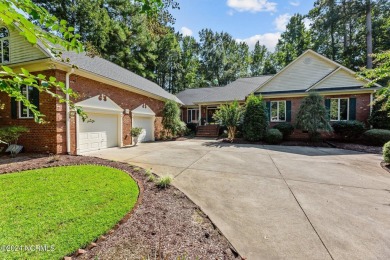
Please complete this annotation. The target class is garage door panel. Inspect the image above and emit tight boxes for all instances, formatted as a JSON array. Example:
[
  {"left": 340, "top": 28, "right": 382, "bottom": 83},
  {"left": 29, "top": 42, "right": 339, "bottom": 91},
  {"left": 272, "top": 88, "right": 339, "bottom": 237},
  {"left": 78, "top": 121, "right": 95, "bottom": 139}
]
[
  {"left": 79, "top": 113, "right": 118, "bottom": 153},
  {"left": 133, "top": 116, "right": 154, "bottom": 143}
]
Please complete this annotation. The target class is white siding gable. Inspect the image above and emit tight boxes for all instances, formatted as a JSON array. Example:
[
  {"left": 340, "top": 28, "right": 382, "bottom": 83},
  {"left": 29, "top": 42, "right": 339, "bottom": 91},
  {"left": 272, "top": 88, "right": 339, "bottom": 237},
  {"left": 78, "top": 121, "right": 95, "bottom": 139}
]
[
  {"left": 312, "top": 69, "right": 364, "bottom": 90},
  {"left": 259, "top": 52, "right": 338, "bottom": 92},
  {"left": 5, "top": 27, "right": 49, "bottom": 65}
]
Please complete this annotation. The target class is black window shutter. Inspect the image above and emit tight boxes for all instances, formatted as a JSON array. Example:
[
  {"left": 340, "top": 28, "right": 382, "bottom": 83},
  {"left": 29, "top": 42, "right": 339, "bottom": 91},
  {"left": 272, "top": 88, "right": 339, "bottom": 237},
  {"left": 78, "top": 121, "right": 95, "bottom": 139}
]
[
  {"left": 349, "top": 98, "right": 356, "bottom": 120},
  {"left": 325, "top": 99, "right": 331, "bottom": 118},
  {"left": 11, "top": 97, "right": 17, "bottom": 119},
  {"left": 30, "top": 87, "right": 40, "bottom": 111},
  {"left": 266, "top": 101, "right": 271, "bottom": 122},
  {"left": 286, "top": 101, "right": 292, "bottom": 122}
]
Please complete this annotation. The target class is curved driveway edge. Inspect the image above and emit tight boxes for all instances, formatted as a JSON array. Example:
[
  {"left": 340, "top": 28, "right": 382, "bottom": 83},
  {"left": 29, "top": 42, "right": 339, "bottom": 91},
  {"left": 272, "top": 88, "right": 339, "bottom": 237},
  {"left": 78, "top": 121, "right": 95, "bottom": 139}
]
[{"left": 85, "top": 139, "right": 390, "bottom": 259}]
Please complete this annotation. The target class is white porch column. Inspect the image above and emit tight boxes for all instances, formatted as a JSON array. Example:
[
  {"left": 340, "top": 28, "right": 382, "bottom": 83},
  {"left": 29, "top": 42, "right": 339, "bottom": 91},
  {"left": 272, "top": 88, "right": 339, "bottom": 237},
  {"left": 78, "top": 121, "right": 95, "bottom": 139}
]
[{"left": 198, "top": 104, "right": 202, "bottom": 126}]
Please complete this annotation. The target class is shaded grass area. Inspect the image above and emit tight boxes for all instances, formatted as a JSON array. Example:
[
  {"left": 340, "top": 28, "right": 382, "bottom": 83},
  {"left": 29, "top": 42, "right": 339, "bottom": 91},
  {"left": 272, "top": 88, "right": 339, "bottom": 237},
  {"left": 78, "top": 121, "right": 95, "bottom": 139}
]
[{"left": 0, "top": 165, "right": 138, "bottom": 260}]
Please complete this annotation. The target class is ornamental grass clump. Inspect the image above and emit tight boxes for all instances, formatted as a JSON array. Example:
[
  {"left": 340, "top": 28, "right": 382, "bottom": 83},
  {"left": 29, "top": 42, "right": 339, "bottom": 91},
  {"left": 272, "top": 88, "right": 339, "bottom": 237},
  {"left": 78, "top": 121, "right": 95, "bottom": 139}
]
[{"left": 156, "top": 175, "right": 173, "bottom": 189}]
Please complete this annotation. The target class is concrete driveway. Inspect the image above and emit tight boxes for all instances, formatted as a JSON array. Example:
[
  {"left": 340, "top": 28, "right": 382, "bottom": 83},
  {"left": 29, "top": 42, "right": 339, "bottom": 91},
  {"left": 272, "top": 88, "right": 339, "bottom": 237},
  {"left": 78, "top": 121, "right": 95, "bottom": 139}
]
[{"left": 85, "top": 139, "right": 390, "bottom": 259}]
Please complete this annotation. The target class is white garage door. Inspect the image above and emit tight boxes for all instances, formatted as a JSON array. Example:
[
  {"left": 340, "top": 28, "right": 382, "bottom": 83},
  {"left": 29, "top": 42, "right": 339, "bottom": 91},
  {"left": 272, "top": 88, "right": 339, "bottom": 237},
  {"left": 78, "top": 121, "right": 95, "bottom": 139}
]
[
  {"left": 79, "top": 113, "right": 118, "bottom": 153},
  {"left": 133, "top": 116, "right": 154, "bottom": 143}
]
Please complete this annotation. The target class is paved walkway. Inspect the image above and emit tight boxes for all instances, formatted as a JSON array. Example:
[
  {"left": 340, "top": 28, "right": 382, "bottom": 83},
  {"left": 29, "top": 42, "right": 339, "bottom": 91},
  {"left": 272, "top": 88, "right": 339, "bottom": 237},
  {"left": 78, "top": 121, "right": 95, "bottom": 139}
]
[{"left": 85, "top": 139, "right": 390, "bottom": 259}]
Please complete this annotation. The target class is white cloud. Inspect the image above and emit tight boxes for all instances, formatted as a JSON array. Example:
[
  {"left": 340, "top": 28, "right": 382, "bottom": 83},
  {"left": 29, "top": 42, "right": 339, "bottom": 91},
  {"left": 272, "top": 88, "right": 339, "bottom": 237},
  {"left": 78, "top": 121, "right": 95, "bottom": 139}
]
[
  {"left": 227, "top": 0, "right": 277, "bottom": 13},
  {"left": 180, "top": 26, "right": 193, "bottom": 37},
  {"left": 303, "top": 18, "right": 311, "bottom": 30},
  {"left": 289, "top": 1, "right": 300, "bottom": 6},
  {"left": 274, "top": 13, "right": 291, "bottom": 32},
  {"left": 236, "top": 32, "right": 281, "bottom": 52}
]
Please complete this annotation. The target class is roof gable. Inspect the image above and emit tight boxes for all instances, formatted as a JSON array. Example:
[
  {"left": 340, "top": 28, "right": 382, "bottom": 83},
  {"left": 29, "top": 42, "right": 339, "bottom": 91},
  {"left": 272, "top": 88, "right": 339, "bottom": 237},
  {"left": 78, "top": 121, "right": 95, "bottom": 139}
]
[
  {"left": 76, "top": 95, "right": 123, "bottom": 113},
  {"left": 3, "top": 25, "right": 49, "bottom": 65},
  {"left": 310, "top": 69, "right": 365, "bottom": 91},
  {"left": 256, "top": 50, "right": 338, "bottom": 93}
]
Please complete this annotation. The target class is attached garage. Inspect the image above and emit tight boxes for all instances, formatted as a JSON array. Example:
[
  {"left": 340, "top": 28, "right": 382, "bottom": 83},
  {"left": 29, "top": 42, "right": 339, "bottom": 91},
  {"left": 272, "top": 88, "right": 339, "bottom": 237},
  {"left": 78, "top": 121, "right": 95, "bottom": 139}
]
[
  {"left": 132, "top": 104, "right": 156, "bottom": 143},
  {"left": 75, "top": 95, "right": 123, "bottom": 154},
  {"left": 78, "top": 113, "right": 119, "bottom": 153}
]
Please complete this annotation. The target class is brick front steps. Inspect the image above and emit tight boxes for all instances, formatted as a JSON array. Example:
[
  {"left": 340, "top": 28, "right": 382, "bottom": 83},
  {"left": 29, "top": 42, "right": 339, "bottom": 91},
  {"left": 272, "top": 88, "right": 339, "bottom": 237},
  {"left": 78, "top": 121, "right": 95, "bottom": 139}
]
[{"left": 196, "top": 125, "right": 219, "bottom": 138}]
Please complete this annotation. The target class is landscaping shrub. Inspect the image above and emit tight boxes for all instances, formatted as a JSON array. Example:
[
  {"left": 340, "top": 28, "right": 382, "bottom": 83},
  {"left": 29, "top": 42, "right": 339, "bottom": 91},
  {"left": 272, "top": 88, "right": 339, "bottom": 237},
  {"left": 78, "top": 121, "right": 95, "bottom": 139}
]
[
  {"left": 265, "top": 129, "right": 283, "bottom": 144},
  {"left": 383, "top": 142, "right": 390, "bottom": 163},
  {"left": 162, "top": 100, "right": 182, "bottom": 136},
  {"left": 368, "top": 92, "right": 390, "bottom": 130},
  {"left": 332, "top": 120, "right": 366, "bottom": 140},
  {"left": 243, "top": 94, "right": 268, "bottom": 141},
  {"left": 0, "top": 126, "right": 29, "bottom": 145},
  {"left": 295, "top": 92, "right": 332, "bottom": 141},
  {"left": 186, "top": 122, "right": 198, "bottom": 134},
  {"left": 273, "top": 122, "right": 294, "bottom": 140},
  {"left": 363, "top": 129, "right": 390, "bottom": 146}
]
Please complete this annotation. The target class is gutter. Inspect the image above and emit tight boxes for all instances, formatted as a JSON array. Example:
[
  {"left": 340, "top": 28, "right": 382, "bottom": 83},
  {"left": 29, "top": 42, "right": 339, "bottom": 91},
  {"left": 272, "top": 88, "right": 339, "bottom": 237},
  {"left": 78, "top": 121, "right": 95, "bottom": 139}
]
[{"left": 66, "top": 68, "right": 74, "bottom": 154}]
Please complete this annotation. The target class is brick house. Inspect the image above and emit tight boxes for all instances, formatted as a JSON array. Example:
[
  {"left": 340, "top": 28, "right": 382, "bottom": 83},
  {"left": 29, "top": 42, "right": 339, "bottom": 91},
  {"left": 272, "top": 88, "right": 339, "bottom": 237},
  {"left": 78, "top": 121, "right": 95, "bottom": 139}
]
[
  {"left": 0, "top": 26, "right": 181, "bottom": 154},
  {"left": 176, "top": 50, "right": 381, "bottom": 138}
]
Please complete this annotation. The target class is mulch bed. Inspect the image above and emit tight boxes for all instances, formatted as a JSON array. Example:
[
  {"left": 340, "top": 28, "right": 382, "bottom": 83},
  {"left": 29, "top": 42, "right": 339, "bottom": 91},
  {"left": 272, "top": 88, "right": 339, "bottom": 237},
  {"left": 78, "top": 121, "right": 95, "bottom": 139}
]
[
  {"left": 326, "top": 141, "right": 382, "bottom": 154},
  {"left": 0, "top": 154, "right": 240, "bottom": 260}
]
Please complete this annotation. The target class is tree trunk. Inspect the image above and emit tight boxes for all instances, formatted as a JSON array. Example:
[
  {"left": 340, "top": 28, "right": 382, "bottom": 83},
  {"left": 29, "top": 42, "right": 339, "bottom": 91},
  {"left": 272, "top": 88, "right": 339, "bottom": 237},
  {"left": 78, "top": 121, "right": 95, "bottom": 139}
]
[{"left": 366, "top": 0, "right": 373, "bottom": 69}]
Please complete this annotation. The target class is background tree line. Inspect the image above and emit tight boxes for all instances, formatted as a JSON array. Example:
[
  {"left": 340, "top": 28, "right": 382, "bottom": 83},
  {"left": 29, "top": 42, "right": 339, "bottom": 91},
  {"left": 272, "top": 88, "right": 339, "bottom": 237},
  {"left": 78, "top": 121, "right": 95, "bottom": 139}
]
[{"left": 33, "top": 0, "right": 390, "bottom": 93}]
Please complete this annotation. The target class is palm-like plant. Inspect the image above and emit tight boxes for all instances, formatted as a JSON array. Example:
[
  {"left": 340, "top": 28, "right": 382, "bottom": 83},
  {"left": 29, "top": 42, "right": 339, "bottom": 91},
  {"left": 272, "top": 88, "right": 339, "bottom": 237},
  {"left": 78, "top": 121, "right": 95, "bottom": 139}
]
[{"left": 213, "top": 101, "right": 244, "bottom": 142}]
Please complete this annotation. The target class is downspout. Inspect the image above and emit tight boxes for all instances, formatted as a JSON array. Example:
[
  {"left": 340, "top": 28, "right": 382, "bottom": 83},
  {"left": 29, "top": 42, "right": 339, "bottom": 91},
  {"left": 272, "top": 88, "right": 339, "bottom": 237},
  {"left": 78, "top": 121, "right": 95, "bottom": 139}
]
[{"left": 66, "top": 68, "right": 74, "bottom": 154}]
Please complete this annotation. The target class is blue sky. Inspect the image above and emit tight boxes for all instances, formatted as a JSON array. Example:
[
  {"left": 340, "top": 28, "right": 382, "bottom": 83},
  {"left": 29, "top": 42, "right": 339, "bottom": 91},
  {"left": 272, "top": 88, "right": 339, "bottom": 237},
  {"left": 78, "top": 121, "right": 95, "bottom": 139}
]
[{"left": 171, "top": 0, "right": 314, "bottom": 51}]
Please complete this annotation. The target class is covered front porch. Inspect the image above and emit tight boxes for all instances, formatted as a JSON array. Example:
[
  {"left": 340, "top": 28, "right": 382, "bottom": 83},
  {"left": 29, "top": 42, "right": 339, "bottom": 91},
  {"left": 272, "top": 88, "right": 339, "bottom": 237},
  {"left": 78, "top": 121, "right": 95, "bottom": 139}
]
[{"left": 181, "top": 104, "right": 222, "bottom": 137}]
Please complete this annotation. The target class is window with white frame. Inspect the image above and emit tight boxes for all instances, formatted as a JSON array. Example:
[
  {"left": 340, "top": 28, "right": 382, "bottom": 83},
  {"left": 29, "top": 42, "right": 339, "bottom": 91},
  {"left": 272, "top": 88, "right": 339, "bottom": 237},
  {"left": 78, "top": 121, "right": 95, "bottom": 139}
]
[
  {"left": 19, "top": 85, "right": 34, "bottom": 118},
  {"left": 0, "top": 27, "right": 10, "bottom": 64},
  {"left": 270, "top": 101, "right": 286, "bottom": 122},
  {"left": 187, "top": 108, "right": 199, "bottom": 123},
  {"left": 330, "top": 98, "right": 349, "bottom": 121}
]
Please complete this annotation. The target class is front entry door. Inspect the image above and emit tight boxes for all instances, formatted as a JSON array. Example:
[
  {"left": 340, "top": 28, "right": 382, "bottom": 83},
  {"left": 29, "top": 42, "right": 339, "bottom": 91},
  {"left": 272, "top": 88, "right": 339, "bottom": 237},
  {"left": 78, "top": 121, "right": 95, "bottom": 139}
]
[{"left": 207, "top": 107, "right": 218, "bottom": 124}]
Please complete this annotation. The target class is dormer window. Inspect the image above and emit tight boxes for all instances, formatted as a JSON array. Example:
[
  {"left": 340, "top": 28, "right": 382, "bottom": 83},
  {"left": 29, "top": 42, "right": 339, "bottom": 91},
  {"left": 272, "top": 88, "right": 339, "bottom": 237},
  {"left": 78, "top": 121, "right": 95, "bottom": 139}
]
[{"left": 0, "top": 27, "right": 10, "bottom": 64}]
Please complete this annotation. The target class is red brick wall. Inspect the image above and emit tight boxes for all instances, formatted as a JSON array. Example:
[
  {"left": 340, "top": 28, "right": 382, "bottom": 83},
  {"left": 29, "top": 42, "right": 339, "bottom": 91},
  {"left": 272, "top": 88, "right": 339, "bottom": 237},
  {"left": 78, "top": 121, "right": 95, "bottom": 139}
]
[
  {"left": 54, "top": 70, "right": 165, "bottom": 154},
  {"left": 0, "top": 70, "right": 58, "bottom": 153},
  {"left": 0, "top": 69, "right": 166, "bottom": 154}
]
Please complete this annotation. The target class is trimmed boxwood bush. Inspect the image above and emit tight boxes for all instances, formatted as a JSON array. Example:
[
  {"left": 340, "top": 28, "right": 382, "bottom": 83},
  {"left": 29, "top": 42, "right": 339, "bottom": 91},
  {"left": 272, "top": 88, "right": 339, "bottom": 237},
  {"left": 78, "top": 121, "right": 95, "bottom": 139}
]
[
  {"left": 243, "top": 94, "right": 268, "bottom": 141},
  {"left": 363, "top": 129, "right": 390, "bottom": 146},
  {"left": 383, "top": 141, "right": 390, "bottom": 163},
  {"left": 186, "top": 122, "right": 198, "bottom": 134},
  {"left": 265, "top": 129, "right": 283, "bottom": 144},
  {"left": 332, "top": 120, "right": 366, "bottom": 140},
  {"left": 273, "top": 122, "right": 294, "bottom": 140}
]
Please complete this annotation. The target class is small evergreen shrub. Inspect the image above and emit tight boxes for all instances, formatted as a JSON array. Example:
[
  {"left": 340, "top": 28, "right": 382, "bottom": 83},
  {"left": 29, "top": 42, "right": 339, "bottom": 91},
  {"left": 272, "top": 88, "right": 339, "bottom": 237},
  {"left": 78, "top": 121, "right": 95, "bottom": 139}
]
[
  {"left": 273, "top": 123, "right": 294, "bottom": 140},
  {"left": 332, "top": 121, "right": 366, "bottom": 140},
  {"left": 186, "top": 123, "right": 198, "bottom": 133},
  {"left": 383, "top": 142, "right": 390, "bottom": 163},
  {"left": 265, "top": 129, "right": 283, "bottom": 144},
  {"left": 369, "top": 96, "right": 390, "bottom": 130},
  {"left": 363, "top": 129, "right": 390, "bottom": 146}
]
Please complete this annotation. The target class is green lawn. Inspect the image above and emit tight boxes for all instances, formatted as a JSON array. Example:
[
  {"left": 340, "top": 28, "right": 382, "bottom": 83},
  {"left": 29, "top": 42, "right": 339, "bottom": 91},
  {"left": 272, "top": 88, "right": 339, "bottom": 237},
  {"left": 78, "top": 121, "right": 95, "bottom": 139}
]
[{"left": 0, "top": 165, "right": 139, "bottom": 260}]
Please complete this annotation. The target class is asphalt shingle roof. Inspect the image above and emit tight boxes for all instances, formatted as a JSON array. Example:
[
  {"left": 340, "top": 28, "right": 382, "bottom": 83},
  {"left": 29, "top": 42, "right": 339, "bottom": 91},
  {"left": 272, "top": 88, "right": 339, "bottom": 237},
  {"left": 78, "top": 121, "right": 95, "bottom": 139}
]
[
  {"left": 60, "top": 51, "right": 182, "bottom": 103},
  {"left": 176, "top": 76, "right": 273, "bottom": 105}
]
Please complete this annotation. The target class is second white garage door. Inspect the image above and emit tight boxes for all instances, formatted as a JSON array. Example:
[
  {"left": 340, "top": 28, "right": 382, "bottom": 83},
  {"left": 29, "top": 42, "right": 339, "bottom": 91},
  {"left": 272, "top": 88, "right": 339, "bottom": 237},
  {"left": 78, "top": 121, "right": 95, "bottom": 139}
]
[
  {"left": 79, "top": 113, "right": 119, "bottom": 153},
  {"left": 132, "top": 116, "right": 154, "bottom": 143}
]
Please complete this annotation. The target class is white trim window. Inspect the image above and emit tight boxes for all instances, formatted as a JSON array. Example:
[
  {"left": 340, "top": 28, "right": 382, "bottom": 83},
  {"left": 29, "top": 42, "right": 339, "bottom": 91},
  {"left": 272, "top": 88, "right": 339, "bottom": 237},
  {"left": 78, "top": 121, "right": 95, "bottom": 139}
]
[
  {"left": 187, "top": 108, "right": 199, "bottom": 123},
  {"left": 330, "top": 98, "right": 349, "bottom": 121},
  {"left": 270, "top": 101, "right": 286, "bottom": 122},
  {"left": 19, "top": 85, "right": 34, "bottom": 118},
  {"left": 0, "top": 27, "right": 10, "bottom": 64}
]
